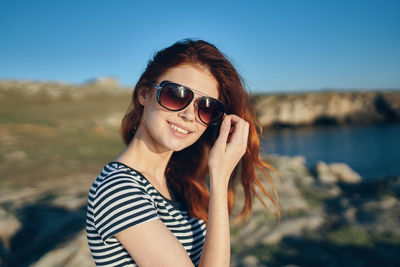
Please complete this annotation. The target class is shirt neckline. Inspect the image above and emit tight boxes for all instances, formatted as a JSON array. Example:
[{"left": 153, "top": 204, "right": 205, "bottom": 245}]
[{"left": 107, "top": 161, "right": 184, "bottom": 210}]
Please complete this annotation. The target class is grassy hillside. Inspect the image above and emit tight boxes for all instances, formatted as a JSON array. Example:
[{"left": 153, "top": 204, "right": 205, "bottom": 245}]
[{"left": 0, "top": 81, "right": 130, "bottom": 189}]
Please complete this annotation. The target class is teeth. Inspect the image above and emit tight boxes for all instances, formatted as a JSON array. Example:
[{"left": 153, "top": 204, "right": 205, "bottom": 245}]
[{"left": 169, "top": 123, "right": 190, "bottom": 134}]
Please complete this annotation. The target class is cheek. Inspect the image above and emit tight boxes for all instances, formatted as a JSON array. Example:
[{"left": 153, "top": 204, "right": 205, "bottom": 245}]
[
  {"left": 142, "top": 97, "right": 164, "bottom": 121},
  {"left": 193, "top": 124, "right": 208, "bottom": 140},
  {"left": 198, "top": 125, "right": 208, "bottom": 135}
]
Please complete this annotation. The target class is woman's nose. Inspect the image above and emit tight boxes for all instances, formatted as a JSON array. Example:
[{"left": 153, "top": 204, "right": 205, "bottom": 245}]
[{"left": 177, "top": 100, "right": 196, "bottom": 122}]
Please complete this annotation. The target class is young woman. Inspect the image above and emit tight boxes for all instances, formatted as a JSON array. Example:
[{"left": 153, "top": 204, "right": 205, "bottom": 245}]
[{"left": 86, "top": 39, "right": 279, "bottom": 267}]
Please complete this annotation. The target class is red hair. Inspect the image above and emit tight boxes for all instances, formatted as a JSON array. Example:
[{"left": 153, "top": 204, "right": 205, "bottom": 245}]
[{"left": 121, "top": 39, "right": 280, "bottom": 222}]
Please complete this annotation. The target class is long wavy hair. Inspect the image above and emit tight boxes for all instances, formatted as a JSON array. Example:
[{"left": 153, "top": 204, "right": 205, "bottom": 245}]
[{"left": 121, "top": 39, "right": 280, "bottom": 223}]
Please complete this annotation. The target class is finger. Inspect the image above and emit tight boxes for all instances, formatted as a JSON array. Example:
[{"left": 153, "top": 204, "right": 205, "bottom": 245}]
[
  {"left": 228, "top": 114, "right": 242, "bottom": 123},
  {"left": 243, "top": 121, "right": 250, "bottom": 150},
  {"left": 227, "top": 122, "right": 235, "bottom": 143},
  {"left": 227, "top": 116, "right": 246, "bottom": 145},
  {"left": 225, "top": 115, "right": 240, "bottom": 143},
  {"left": 214, "top": 116, "right": 231, "bottom": 149}
]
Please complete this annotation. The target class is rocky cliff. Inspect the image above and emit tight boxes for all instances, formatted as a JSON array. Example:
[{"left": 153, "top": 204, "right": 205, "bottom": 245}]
[{"left": 253, "top": 90, "right": 400, "bottom": 127}]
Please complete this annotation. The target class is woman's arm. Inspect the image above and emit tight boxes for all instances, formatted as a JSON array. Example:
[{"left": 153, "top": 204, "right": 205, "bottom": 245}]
[
  {"left": 115, "top": 115, "right": 248, "bottom": 267},
  {"left": 200, "top": 115, "right": 249, "bottom": 267},
  {"left": 115, "top": 220, "right": 195, "bottom": 267}
]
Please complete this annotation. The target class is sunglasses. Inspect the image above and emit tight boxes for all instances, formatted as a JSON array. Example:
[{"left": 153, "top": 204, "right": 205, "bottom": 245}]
[{"left": 152, "top": 81, "right": 225, "bottom": 125}]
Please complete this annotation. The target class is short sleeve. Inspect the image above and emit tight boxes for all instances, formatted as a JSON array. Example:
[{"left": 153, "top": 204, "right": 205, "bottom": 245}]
[{"left": 92, "top": 174, "right": 159, "bottom": 244}]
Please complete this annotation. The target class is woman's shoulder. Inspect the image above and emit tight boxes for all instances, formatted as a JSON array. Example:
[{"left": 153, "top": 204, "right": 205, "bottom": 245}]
[{"left": 90, "top": 161, "right": 150, "bottom": 194}]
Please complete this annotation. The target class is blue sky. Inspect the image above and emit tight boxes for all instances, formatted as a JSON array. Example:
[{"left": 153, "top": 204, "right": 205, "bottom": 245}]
[{"left": 1, "top": 0, "right": 399, "bottom": 93}]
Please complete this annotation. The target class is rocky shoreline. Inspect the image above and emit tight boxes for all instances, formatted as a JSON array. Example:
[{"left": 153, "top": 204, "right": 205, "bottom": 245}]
[
  {"left": 231, "top": 155, "right": 400, "bottom": 266},
  {"left": 0, "top": 155, "right": 399, "bottom": 267}
]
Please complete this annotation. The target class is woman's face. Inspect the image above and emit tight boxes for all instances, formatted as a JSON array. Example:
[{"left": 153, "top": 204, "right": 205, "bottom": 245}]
[{"left": 137, "top": 64, "right": 219, "bottom": 153}]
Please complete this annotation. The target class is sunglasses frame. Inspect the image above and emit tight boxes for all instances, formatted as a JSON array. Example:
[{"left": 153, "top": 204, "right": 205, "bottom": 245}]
[{"left": 152, "top": 80, "right": 225, "bottom": 125}]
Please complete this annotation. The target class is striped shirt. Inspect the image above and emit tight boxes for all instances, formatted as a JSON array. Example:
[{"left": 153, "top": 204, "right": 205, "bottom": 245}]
[{"left": 86, "top": 161, "right": 207, "bottom": 266}]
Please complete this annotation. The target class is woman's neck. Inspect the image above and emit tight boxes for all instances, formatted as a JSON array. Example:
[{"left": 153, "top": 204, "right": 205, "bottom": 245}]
[{"left": 114, "top": 134, "right": 173, "bottom": 187}]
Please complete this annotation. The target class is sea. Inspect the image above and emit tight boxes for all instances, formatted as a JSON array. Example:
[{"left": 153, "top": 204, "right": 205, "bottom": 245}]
[{"left": 262, "top": 122, "right": 400, "bottom": 180}]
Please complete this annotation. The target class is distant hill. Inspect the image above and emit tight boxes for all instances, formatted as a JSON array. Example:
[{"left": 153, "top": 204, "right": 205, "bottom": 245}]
[{"left": 0, "top": 79, "right": 130, "bottom": 100}]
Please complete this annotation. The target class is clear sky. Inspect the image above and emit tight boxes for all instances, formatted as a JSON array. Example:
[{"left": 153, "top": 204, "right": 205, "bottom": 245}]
[{"left": 1, "top": 0, "right": 399, "bottom": 93}]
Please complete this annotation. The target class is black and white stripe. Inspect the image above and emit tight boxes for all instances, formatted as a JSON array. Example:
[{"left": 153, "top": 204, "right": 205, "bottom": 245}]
[{"left": 86, "top": 162, "right": 207, "bottom": 266}]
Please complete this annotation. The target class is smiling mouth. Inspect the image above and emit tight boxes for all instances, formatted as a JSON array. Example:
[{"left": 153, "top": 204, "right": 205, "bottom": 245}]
[{"left": 168, "top": 122, "right": 192, "bottom": 135}]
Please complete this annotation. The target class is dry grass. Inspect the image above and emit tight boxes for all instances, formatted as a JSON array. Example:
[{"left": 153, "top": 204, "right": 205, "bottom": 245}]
[{"left": 0, "top": 83, "right": 131, "bottom": 191}]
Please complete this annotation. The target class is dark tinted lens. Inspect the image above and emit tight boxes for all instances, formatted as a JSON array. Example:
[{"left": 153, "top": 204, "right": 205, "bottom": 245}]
[
  {"left": 198, "top": 97, "right": 225, "bottom": 124},
  {"left": 159, "top": 83, "right": 193, "bottom": 110}
]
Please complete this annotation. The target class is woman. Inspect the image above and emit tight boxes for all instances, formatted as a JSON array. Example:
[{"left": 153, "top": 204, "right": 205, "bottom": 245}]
[{"left": 86, "top": 39, "right": 279, "bottom": 267}]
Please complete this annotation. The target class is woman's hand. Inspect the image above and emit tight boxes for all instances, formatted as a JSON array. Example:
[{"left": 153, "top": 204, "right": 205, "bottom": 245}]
[
  {"left": 199, "top": 115, "right": 249, "bottom": 267},
  {"left": 208, "top": 115, "right": 249, "bottom": 188}
]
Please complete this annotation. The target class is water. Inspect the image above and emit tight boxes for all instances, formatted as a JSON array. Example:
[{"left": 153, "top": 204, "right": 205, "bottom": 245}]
[{"left": 262, "top": 123, "right": 400, "bottom": 179}]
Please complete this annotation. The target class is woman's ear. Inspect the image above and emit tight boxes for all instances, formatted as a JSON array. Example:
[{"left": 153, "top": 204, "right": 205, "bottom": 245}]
[{"left": 138, "top": 88, "right": 148, "bottom": 106}]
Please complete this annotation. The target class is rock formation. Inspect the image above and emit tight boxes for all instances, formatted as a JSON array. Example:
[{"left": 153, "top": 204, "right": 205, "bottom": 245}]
[{"left": 253, "top": 91, "right": 400, "bottom": 127}]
